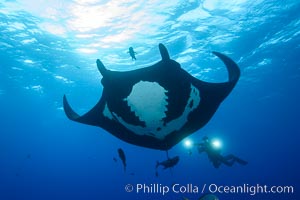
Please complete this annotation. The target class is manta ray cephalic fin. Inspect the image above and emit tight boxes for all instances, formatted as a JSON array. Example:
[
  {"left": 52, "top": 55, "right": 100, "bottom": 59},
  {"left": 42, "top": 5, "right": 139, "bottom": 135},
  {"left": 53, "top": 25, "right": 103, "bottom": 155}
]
[{"left": 159, "top": 43, "right": 170, "bottom": 61}]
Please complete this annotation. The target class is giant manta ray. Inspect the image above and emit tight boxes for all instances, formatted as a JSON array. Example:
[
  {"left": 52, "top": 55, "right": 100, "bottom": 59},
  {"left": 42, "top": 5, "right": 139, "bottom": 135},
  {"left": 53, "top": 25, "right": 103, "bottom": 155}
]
[{"left": 63, "top": 44, "right": 240, "bottom": 150}]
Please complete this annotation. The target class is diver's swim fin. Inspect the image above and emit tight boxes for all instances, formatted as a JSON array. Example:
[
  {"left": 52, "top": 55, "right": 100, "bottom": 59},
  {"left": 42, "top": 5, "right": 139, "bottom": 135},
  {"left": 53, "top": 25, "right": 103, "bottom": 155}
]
[{"left": 236, "top": 157, "right": 248, "bottom": 165}]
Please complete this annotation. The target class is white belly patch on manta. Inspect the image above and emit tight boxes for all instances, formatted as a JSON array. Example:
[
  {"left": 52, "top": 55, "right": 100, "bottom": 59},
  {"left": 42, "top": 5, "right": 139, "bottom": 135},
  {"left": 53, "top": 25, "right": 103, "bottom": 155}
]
[{"left": 108, "top": 81, "right": 201, "bottom": 140}]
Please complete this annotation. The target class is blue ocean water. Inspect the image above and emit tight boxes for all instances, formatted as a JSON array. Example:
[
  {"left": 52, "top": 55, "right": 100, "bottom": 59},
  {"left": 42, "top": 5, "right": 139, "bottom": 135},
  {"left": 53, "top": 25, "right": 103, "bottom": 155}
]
[{"left": 0, "top": 0, "right": 299, "bottom": 200}]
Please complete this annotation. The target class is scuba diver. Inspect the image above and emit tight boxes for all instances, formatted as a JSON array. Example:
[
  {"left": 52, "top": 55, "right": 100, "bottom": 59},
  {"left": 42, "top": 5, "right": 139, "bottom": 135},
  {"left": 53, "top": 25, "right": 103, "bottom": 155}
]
[
  {"left": 128, "top": 47, "right": 137, "bottom": 60},
  {"left": 196, "top": 136, "right": 248, "bottom": 168}
]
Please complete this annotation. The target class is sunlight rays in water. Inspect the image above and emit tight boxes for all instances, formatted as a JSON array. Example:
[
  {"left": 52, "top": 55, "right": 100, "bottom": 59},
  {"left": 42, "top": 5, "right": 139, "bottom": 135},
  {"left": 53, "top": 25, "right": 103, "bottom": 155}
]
[
  {"left": 3, "top": 0, "right": 294, "bottom": 56},
  {"left": 1, "top": 0, "right": 299, "bottom": 88},
  {"left": 2, "top": 0, "right": 180, "bottom": 49}
]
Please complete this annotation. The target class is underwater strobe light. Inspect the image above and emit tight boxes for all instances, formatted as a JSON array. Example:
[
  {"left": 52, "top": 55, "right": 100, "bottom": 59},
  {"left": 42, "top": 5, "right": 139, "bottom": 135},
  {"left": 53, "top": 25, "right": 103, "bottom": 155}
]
[
  {"left": 183, "top": 138, "right": 193, "bottom": 149},
  {"left": 211, "top": 138, "right": 222, "bottom": 149}
]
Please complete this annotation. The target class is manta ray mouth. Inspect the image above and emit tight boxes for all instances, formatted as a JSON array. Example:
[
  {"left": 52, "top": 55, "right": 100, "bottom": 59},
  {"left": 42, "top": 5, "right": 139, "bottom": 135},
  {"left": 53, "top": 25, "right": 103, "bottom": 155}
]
[{"left": 103, "top": 81, "right": 201, "bottom": 140}]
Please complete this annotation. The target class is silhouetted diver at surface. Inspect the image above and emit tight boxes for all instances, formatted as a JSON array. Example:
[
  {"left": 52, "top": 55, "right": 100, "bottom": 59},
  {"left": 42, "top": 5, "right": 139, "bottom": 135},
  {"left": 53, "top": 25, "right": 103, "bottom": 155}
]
[
  {"left": 128, "top": 47, "right": 136, "bottom": 60},
  {"left": 197, "top": 136, "right": 248, "bottom": 168},
  {"left": 118, "top": 148, "right": 127, "bottom": 172}
]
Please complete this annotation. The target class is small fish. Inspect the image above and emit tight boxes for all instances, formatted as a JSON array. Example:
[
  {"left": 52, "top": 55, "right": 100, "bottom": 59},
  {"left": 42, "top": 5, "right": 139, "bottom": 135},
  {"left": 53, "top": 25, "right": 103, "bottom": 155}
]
[
  {"left": 128, "top": 47, "right": 137, "bottom": 60},
  {"left": 118, "top": 148, "right": 126, "bottom": 172}
]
